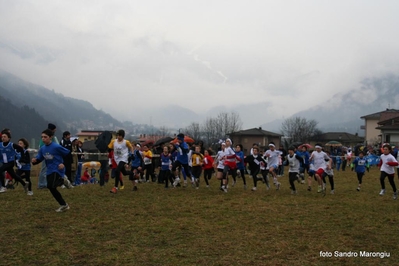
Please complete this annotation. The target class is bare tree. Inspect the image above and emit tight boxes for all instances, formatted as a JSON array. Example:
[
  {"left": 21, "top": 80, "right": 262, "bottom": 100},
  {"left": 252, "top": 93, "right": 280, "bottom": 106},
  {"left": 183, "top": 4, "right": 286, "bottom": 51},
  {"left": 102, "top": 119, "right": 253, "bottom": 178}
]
[
  {"left": 280, "top": 117, "right": 319, "bottom": 144},
  {"left": 202, "top": 112, "right": 243, "bottom": 144},
  {"left": 184, "top": 122, "right": 201, "bottom": 141},
  {"left": 157, "top": 126, "right": 172, "bottom": 137}
]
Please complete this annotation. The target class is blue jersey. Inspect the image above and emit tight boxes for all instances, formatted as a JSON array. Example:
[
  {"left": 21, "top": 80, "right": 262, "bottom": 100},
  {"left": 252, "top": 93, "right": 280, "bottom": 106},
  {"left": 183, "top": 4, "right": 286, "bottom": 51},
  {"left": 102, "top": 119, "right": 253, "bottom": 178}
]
[
  {"left": 336, "top": 156, "right": 342, "bottom": 164},
  {"left": 235, "top": 151, "right": 245, "bottom": 170},
  {"left": 160, "top": 153, "right": 171, "bottom": 171},
  {"left": 36, "top": 142, "right": 70, "bottom": 176},
  {"left": 175, "top": 142, "right": 189, "bottom": 164},
  {"left": 353, "top": 157, "right": 368, "bottom": 173},
  {"left": 296, "top": 150, "right": 310, "bottom": 165},
  {"left": 131, "top": 150, "right": 143, "bottom": 168},
  {"left": 0, "top": 142, "right": 18, "bottom": 163},
  {"left": 18, "top": 149, "right": 31, "bottom": 171},
  {"left": 170, "top": 150, "right": 177, "bottom": 163}
]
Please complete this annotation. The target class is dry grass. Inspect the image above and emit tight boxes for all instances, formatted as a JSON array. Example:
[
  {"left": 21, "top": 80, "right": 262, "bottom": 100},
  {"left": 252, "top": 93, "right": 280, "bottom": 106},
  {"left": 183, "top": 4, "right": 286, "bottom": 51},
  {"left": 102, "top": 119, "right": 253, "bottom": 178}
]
[{"left": 0, "top": 166, "right": 398, "bottom": 265}]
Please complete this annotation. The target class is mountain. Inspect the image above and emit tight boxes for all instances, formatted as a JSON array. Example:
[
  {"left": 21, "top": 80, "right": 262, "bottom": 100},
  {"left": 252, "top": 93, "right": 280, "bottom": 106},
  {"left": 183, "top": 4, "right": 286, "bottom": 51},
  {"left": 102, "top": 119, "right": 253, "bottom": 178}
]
[
  {"left": 261, "top": 75, "right": 399, "bottom": 135},
  {"left": 0, "top": 69, "right": 124, "bottom": 137},
  {"left": 0, "top": 94, "right": 48, "bottom": 145}
]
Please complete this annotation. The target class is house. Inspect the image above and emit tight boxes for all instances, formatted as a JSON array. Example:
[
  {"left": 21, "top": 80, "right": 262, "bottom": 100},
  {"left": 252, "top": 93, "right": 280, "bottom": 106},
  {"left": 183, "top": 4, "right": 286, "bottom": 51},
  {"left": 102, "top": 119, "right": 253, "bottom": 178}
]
[
  {"left": 76, "top": 130, "right": 117, "bottom": 143},
  {"left": 309, "top": 132, "right": 364, "bottom": 149},
  {"left": 227, "top": 127, "right": 282, "bottom": 154},
  {"left": 361, "top": 109, "right": 399, "bottom": 145},
  {"left": 376, "top": 115, "right": 399, "bottom": 146}
]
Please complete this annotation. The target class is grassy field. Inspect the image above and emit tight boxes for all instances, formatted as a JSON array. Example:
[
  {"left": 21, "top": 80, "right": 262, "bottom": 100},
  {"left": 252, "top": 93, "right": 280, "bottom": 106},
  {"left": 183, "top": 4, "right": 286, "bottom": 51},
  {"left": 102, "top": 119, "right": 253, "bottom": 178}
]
[{"left": 0, "top": 166, "right": 398, "bottom": 266}]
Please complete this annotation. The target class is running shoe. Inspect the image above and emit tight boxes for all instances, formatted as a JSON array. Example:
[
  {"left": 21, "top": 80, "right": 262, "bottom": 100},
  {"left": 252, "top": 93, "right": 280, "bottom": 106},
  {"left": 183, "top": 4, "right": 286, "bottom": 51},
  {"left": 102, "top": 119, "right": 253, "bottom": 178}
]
[
  {"left": 63, "top": 178, "right": 73, "bottom": 189},
  {"left": 55, "top": 204, "right": 70, "bottom": 212},
  {"left": 110, "top": 187, "right": 117, "bottom": 194},
  {"left": 172, "top": 177, "right": 180, "bottom": 187}
]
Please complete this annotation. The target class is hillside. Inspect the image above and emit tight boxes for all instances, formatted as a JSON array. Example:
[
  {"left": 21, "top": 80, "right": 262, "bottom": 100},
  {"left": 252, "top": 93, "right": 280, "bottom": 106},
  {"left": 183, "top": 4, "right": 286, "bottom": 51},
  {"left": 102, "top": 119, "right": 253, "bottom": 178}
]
[
  {"left": 0, "top": 69, "right": 123, "bottom": 135},
  {"left": 262, "top": 75, "right": 399, "bottom": 135},
  {"left": 0, "top": 94, "right": 48, "bottom": 144}
]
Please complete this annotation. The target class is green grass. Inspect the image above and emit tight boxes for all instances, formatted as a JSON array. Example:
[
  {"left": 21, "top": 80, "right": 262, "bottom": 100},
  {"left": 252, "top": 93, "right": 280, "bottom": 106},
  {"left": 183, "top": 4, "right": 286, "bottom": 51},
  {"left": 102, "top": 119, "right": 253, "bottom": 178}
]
[{"left": 1, "top": 167, "right": 398, "bottom": 265}]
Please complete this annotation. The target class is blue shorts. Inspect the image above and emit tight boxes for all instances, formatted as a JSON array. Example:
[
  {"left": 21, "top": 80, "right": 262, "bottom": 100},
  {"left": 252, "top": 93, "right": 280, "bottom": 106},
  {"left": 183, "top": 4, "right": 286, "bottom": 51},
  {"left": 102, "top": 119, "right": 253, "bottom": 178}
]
[{"left": 268, "top": 164, "right": 278, "bottom": 170}]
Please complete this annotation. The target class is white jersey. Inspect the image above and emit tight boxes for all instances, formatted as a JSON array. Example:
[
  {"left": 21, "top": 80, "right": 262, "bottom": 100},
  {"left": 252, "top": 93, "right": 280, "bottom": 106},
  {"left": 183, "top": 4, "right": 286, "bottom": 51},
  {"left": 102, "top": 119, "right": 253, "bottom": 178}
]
[
  {"left": 287, "top": 154, "right": 301, "bottom": 173},
  {"left": 187, "top": 150, "right": 193, "bottom": 167},
  {"left": 310, "top": 151, "right": 329, "bottom": 170},
  {"left": 380, "top": 153, "right": 398, "bottom": 174},
  {"left": 224, "top": 146, "right": 236, "bottom": 163},
  {"left": 216, "top": 150, "right": 225, "bottom": 169},
  {"left": 113, "top": 140, "right": 129, "bottom": 164},
  {"left": 264, "top": 149, "right": 282, "bottom": 169},
  {"left": 324, "top": 157, "right": 334, "bottom": 176}
]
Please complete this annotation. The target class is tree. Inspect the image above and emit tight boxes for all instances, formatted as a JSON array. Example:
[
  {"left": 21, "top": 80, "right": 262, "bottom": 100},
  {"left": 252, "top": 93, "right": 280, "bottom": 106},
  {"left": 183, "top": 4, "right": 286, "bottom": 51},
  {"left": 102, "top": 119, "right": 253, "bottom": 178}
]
[
  {"left": 201, "top": 112, "right": 243, "bottom": 146},
  {"left": 184, "top": 122, "right": 201, "bottom": 141},
  {"left": 280, "top": 117, "right": 319, "bottom": 144},
  {"left": 157, "top": 126, "right": 172, "bottom": 137}
]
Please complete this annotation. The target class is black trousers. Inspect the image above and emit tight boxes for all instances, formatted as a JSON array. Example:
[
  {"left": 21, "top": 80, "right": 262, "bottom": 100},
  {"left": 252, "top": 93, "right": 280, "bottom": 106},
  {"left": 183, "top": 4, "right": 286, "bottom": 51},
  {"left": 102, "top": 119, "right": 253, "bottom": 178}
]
[
  {"left": 159, "top": 169, "right": 173, "bottom": 188},
  {"left": 47, "top": 172, "right": 66, "bottom": 206},
  {"left": 289, "top": 172, "right": 299, "bottom": 191},
  {"left": 357, "top": 172, "right": 364, "bottom": 184},
  {"left": 0, "top": 162, "right": 26, "bottom": 187},
  {"left": 16, "top": 169, "right": 32, "bottom": 191},
  {"left": 172, "top": 161, "right": 191, "bottom": 178},
  {"left": 99, "top": 160, "right": 108, "bottom": 186},
  {"left": 251, "top": 169, "right": 260, "bottom": 187},
  {"left": 380, "top": 171, "right": 396, "bottom": 192},
  {"left": 143, "top": 163, "right": 156, "bottom": 182},
  {"left": 238, "top": 169, "right": 246, "bottom": 185},
  {"left": 203, "top": 169, "right": 212, "bottom": 185},
  {"left": 115, "top": 161, "right": 129, "bottom": 187},
  {"left": 322, "top": 174, "right": 335, "bottom": 190}
]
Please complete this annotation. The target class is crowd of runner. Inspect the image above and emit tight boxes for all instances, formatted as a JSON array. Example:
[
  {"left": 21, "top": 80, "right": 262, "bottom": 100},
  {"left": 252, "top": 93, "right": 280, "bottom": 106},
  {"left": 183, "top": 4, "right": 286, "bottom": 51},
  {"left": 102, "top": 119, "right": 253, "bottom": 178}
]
[{"left": 1, "top": 124, "right": 399, "bottom": 213}]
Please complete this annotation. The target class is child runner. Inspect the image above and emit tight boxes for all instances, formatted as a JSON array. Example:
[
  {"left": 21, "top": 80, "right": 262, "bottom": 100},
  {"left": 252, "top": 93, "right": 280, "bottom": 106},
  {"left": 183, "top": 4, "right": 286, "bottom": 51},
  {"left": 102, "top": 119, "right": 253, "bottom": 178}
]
[
  {"left": 323, "top": 151, "right": 335, "bottom": 195},
  {"left": 108, "top": 150, "right": 124, "bottom": 189},
  {"left": 378, "top": 144, "right": 399, "bottom": 199},
  {"left": 142, "top": 145, "right": 156, "bottom": 183},
  {"left": 309, "top": 144, "right": 330, "bottom": 193},
  {"left": 335, "top": 153, "right": 342, "bottom": 171},
  {"left": 184, "top": 144, "right": 194, "bottom": 187},
  {"left": 0, "top": 130, "right": 30, "bottom": 193},
  {"left": 213, "top": 143, "right": 227, "bottom": 192},
  {"left": 159, "top": 146, "right": 173, "bottom": 188},
  {"left": 222, "top": 139, "right": 240, "bottom": 192},
  {"left": 172, "top": 133, "right": 192, "bottom": 188},
  {"left": 108, "top": 129, "right": 134, "bottom": 194},
  {"left": 191, "top": 145, "right": 204, "bottom": 189},
  {"left": 260, "top": 153, "right": 270, "bottom": 190},
  {"left": 296, "top": 145, "right": 309, "bottom": 184},
  {"left": 129, "top": 143, "right": 143, "bottom": 191},
  {"left": 244, "top": 146, "right": 267, "bottom": 191},
  {"left": 235, "top": 144, "right": 247, "bottom": 189},
  {"left": 16, "top": 138, "right": 33, "bottom": 195},
  {"left": 264, "top": 142, "right": 282, "bottom": 190},
  {"left": 286, "top": 146, "right": 304, "bottom": 194},
  {"left": 202, "top": 149, "right": 213, "bottom": 187},
  {"left": 351, "top": 151, "right": 369, "bottom": 192},
  {"left": 32, "top": 129, "right": 72, "bottom": 212}
]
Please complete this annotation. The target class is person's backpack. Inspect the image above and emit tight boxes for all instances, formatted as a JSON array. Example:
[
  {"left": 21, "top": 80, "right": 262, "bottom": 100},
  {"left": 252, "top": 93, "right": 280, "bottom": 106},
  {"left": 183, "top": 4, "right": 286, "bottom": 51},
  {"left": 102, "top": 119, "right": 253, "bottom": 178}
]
[{"left": 95, "top": 131, "right": 112, "bottom": 153}]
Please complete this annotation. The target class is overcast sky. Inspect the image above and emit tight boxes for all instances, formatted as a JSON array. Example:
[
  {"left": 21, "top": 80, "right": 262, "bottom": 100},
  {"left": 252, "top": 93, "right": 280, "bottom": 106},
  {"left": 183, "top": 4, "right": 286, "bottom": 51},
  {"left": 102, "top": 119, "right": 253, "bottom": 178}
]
[{"left": 1, "top": 0, "right": 399, "bottom": 128}]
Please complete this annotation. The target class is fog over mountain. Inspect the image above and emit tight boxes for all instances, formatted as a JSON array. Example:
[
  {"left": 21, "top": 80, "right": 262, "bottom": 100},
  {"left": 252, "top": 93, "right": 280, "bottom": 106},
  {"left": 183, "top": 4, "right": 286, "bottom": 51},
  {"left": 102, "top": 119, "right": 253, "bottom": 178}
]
[{"left": 1, "top": 67, "right": 398, "bottom": 138}]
